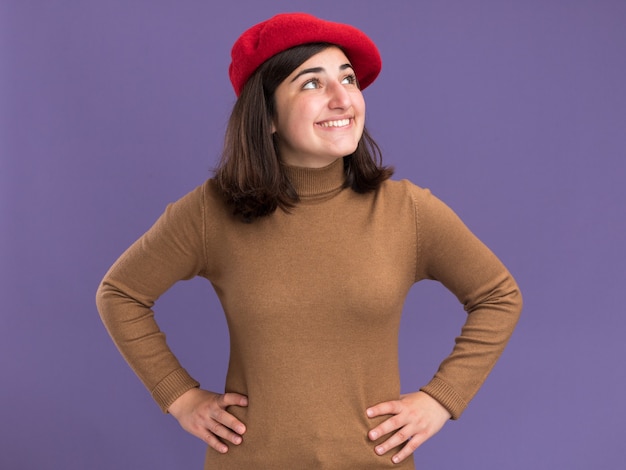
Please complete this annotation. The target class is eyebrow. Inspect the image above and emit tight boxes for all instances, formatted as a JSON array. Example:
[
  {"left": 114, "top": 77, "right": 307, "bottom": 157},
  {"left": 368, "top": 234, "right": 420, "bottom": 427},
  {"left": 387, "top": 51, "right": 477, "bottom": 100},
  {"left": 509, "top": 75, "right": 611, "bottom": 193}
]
[{"left": 290, "top": 63, "right": 354, "bottom": 83}]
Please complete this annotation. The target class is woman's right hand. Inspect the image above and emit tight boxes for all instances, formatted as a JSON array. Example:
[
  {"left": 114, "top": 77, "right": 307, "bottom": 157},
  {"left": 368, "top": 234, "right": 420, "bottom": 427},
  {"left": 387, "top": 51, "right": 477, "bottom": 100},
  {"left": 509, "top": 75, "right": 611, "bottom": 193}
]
[{"left": 167, "top": 388, "right": 248, "bottom": 453}]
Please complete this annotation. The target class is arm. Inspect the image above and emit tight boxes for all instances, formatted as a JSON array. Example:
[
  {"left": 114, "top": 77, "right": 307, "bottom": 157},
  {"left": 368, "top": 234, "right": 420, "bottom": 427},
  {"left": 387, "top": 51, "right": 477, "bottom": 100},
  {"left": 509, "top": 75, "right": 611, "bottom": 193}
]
[
  {"left": 368, "top": 185, "right": 523, "bottom": 463},
  {"left": 96, "top": 184, "right": 207, "bottom": 410},
  {"left": 96, "top": 183, "right": 247, "bottom": 451}
]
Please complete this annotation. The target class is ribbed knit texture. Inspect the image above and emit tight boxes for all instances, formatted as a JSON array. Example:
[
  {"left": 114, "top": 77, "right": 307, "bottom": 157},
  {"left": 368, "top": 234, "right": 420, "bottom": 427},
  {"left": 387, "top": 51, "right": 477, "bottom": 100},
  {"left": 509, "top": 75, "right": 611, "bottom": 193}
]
[
  {"left": 151, "top": 369, "right": 200, "bottom": 412},
  {"left": 283, "top": 160, "right": 345, "bottom": 198},
  {"left": 97, "top": 157, "right": 522, "bottom": 469}
]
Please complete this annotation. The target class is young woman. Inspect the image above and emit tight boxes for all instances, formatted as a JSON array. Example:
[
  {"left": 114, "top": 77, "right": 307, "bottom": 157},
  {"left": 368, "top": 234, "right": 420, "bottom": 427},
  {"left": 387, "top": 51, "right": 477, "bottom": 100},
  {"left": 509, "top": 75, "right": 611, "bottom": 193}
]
[{"left": 97, "top": 13, "right": 522, "bottom": 469}]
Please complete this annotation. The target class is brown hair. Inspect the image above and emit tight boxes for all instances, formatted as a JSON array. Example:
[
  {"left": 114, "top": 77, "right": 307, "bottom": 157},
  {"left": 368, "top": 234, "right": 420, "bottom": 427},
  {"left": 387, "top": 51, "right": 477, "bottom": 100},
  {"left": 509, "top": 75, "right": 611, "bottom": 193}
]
[{"left": 215, "top": 43, "right": 393, "bottom": 222}]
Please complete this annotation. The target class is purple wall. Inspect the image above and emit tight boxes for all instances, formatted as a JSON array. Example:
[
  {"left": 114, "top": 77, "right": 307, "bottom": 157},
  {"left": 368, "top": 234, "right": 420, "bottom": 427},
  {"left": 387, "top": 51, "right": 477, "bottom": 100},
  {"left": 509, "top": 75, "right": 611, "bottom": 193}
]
[{"left": 2, "top": 1, "right": 624, "bottom": 468}]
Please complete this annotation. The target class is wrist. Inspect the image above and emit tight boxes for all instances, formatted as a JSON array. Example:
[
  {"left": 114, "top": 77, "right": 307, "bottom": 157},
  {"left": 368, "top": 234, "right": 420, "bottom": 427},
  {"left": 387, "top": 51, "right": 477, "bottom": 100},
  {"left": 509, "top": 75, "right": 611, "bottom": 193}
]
[{"left": 167, "top": 386, "right": 201, "bottom": 417}]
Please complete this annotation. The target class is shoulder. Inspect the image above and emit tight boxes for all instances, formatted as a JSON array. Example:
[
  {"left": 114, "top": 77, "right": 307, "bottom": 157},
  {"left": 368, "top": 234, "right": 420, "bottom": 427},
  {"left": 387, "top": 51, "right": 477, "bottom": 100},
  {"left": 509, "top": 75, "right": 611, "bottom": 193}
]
[
  {"left": 377, "top": 178, "right": 435, "bottom": 208},
  {"left": 168, "top": 178, "right": 228, "bottom": 215},
  {"left": 149, "top": 179, "right": 231, "bottom": 240},
  {"left": 377, "top": 179, "right": 468, "bottom": 236}
]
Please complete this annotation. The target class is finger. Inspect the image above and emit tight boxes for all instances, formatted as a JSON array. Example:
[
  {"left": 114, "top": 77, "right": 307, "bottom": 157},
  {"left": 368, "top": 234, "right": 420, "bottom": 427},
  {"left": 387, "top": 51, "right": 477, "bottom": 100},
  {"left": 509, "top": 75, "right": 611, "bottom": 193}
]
[
  {"left": 391, "top": 433, "right": 428, "bottom": 464},
  {"left": 204, "top": 418, "right": 244, "bottom": 446},
  {"left": 201, "top": 430, "right": 230, "bottom": 454},
  {"left": 372, "top": 425, "right": 414, "bottom": 457},
  {"left": 219, "top": 392, "right": 249, "bottom": 407},
  {"left": 209, "top": 405, "right": 247, "bottom": 436},
  {"left": 367, "top": 413, "right": 405, "bottom": 442},
  {"left": 366, "top": 400, "right": 402, "bottom": 419}
]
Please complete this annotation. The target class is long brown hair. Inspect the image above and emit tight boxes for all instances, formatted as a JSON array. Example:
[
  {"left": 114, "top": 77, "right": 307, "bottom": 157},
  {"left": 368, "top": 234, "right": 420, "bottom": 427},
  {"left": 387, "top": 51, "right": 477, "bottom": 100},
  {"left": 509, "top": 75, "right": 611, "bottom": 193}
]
[{"left": 215, "top": 43, "right": 393, "bottom": 222}]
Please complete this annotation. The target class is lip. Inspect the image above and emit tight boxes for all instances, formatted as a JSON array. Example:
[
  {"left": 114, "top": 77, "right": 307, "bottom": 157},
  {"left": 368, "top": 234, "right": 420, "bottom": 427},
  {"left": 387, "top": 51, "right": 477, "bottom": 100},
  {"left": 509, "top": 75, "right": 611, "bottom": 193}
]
[{"left": 316, "top": 116, "right": 354, "bottom": 129}]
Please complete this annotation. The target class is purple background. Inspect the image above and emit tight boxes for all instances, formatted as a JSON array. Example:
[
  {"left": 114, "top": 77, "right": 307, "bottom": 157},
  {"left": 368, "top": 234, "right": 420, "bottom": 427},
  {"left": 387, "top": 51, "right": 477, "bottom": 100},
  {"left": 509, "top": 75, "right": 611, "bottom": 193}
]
[{"left": 1, "top": 1, "right": 624, "bottom": 468}]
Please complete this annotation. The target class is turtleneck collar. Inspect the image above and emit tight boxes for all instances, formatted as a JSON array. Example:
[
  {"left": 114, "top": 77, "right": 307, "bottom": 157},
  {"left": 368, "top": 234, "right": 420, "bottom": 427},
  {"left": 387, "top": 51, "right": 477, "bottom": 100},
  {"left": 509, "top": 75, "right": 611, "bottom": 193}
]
[{"left": 282, "top": 157, "right": 346, "bottom": 200}]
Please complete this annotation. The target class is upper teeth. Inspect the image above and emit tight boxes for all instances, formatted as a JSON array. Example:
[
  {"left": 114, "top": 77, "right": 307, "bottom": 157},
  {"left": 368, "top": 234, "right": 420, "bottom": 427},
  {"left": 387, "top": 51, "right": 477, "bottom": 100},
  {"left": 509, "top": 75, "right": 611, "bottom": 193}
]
[{"left": 320, "top": 119, "right": 350, "bottom": 128}]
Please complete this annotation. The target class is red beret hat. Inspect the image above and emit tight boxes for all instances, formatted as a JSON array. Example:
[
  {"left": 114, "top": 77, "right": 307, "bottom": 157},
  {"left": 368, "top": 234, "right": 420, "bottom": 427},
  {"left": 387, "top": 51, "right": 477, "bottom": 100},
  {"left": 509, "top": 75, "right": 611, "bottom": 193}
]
[{"left": 229, "top": 13, "right": 381, "bottom": 96}]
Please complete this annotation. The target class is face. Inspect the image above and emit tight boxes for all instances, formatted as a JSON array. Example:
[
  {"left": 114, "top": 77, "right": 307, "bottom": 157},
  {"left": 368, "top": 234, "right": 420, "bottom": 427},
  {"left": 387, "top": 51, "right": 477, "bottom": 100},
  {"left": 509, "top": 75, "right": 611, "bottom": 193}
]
[{"left": 272, "top": 47, "right": 366, "bottom": 168}]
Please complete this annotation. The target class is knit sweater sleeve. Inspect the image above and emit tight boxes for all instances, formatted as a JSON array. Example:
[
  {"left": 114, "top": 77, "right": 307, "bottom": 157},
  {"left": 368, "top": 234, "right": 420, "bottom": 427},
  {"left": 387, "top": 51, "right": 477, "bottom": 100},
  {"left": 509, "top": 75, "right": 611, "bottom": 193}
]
[
  {"left": 408, "top": 184, "right": 523, "bottom": 419},
  {"left": 95, "top": 183, "right": 209, "bottom": 412}
]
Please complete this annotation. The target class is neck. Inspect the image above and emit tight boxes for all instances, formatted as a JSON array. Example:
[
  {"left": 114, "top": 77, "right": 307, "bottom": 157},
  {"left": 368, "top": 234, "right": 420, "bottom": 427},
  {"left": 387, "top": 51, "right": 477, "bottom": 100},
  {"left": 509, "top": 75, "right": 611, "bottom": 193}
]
[{"left": 282, "top": 157, "right": 346, "bottom": 199}]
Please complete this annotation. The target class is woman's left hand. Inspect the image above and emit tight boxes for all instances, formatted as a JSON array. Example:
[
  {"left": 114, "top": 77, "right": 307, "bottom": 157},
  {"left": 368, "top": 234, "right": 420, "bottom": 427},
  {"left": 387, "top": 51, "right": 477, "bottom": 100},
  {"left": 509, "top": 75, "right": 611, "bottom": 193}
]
[{"left": 366, "top": 391, "right": 451, "bottom": 464}]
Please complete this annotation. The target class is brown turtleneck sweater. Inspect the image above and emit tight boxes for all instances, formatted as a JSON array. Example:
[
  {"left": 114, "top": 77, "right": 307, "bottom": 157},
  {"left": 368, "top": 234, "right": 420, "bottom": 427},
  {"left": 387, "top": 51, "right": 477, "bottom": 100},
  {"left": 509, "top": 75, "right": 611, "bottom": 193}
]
[{"left": 96, "top": 158, "right": 522, "bottom": 469}]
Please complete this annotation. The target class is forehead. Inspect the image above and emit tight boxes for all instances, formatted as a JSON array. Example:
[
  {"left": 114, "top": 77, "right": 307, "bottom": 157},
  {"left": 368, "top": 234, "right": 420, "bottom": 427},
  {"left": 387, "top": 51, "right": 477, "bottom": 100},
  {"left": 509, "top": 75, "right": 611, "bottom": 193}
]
[{"left": 291, "top": 46, "right": 352, "bottom": 75}]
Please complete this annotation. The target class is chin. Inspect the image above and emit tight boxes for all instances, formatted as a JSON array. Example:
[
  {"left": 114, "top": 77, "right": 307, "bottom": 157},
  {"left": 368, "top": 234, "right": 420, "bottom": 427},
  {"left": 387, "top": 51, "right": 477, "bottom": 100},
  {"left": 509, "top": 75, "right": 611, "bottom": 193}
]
[{"left": 337, "top": 143, "right": 359, "bottom": 157}]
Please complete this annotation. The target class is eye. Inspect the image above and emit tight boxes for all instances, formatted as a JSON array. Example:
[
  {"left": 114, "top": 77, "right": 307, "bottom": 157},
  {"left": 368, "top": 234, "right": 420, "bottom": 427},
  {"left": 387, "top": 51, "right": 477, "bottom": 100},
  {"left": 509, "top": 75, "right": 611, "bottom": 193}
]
[
  {"left": 341, "top": 74, "right": 358, "bottom": 86},
  {"left": 302, "top": 78, "right": 320, "bottom": 90}
]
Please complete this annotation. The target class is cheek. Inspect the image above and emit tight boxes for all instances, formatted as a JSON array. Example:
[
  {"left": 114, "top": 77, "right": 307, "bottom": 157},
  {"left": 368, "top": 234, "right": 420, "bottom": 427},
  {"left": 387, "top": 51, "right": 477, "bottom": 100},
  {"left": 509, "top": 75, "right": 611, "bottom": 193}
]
[
  {"left": 297, "top": 98, "right": 321, "bottom": 120},
  {"left": 350, "top": 95, "right": 366, "bottom": 135},
  {"left": 285, "top": 102, "right": 317, "bottom": 134},
  {"left": 353, "top": 93, "right": 366, "bottom": 118},
  {"left": 275, "top": 113, "right": 307, "bottom": 148}
]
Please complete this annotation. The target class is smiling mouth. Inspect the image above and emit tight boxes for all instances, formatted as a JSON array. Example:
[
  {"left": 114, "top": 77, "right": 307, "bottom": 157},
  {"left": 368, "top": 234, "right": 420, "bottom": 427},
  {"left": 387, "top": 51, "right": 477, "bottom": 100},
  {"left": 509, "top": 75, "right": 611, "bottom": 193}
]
[{"left": 318, "top": 118, "right": 351, "bottom": 128}]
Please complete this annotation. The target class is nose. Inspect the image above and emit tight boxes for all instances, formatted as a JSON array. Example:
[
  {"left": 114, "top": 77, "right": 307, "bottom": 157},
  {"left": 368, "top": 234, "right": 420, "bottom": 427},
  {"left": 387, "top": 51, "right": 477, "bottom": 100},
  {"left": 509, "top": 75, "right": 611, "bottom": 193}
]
[{"left": 327, "top": 80, "right": 351, "bottom": 109}]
